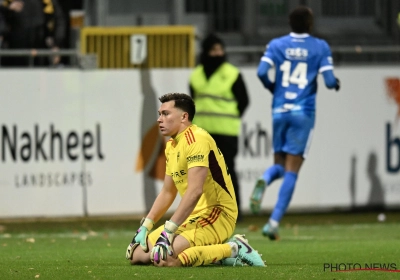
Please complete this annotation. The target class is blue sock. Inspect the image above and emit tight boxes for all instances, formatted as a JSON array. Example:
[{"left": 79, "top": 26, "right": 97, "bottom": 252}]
[
  {"left": 262, "top": 164, "right": 285, "bottom": 185},
  {"left": 270, "top": 171, "right": 298, "bottom": 222}
]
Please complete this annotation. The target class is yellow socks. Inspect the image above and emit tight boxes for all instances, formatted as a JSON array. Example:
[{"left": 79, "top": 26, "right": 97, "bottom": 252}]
[{"left": 178, "top": 243, "right": 232, "bottom": 267}]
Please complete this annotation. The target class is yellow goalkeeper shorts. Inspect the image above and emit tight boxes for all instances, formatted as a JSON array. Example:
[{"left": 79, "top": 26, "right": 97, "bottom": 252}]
[{"left": 148, "top": 206, "right": 235, "bottom": 247}]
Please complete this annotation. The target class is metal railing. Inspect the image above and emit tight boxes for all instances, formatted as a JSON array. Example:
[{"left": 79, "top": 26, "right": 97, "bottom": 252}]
[
  {"left": 80, "top": 26, "right": 196, "bottom": 69},
  {"left": 226, "top": 45, "right": 400, "bottom": 55},
  {"left": 1, "top": 44, "right": 400, "bottom": 69},
  {"left": 225, "top": 45, "right": 400, "bottom": 65},
  {"left": 0, "top": 49, "right": 98, "bottom": 68}
]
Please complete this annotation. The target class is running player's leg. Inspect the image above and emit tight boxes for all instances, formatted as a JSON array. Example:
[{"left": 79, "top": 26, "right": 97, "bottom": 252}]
[
  {"left": 270, "top": 154, "right": 304, "bottom": 221},
  {"left": 263, "top": 154, "right": 303, "bottom": 240},
  {"left": 263, "top": 117, "right": 287, "bottom": 186},
  {"left": 250, "top": 154, "right": 285, "bottom": 214},
  {"left": 250, "top": 117, "right": 286, "bottom": 214},
  {"left": 261, "top": 153, "right": 285, "bottom": 185},
  {"left": 264, "top": 113, "right": 314, "bottom": 239}
]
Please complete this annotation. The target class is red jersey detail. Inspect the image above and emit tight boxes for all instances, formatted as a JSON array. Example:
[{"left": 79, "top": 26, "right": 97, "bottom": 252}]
[
  {"left": 185, "top": 128, "right": 196, "bottom": 145},
  {"left": 180, "top": 251, "right": 190, "bottom": 266},
  {"left": 199, "top": 207, "right": 222, "bottom": 227}
]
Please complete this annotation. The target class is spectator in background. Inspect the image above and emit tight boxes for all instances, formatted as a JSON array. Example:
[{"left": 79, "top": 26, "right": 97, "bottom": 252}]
[
  {"left": 0, "top": 0, "right": 23, "bottom": 48},
  {"left": 0, "top": 0, "right": 66, "bottom": 67},
  {"left": 250, "top": 6, "right": 340, "bottom": 240},
  {"left": 56, "top": 0, "right": 83, "bottom": 65},
  {"left": 189, "top": 34, "right": 249, "bottom": 221}
]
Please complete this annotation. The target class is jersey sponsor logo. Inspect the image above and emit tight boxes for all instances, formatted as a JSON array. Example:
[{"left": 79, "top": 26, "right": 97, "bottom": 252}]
[
  {"left": 283, "top": 103, "right": 295, "bottom": 110},
  {"left": 187, "top": 154, "right": 204, "bottom": 163},
  {"left": 285, "top": 47, "right": 308, "bottom": 60},
  {"left": 285, "top": 91, "right": 298, "bottom": 99},
  {"left": 171, "top": 170, "right": 187, "bottom": 177},
  {"left": 174, "top": 179, "right": 184, "bottom": 184},
  {"left": 185, "top": 128, "right": 196, "bottom": 145},
  {"left": 283, "top": 103, "right": 301, "bottom": 111}
]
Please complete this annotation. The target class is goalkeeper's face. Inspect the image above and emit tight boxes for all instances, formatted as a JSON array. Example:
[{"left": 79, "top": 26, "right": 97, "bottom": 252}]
[{"left": 157, "top": 100, "right": 188, "bottom": 138}]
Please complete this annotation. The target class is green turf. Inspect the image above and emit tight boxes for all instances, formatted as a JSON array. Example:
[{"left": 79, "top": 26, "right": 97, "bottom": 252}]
[{"left": 0, "top": 212, "right": 399, "bottom": 280}]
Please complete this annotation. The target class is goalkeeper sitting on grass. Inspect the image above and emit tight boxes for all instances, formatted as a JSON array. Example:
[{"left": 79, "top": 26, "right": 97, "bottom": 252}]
[{"left": 126, "top": 93, "right": 265, "bottom": 267}]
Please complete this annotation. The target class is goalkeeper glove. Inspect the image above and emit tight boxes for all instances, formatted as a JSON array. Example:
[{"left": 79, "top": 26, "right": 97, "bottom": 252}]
[
  {"left": 150, "top": 220, "right": 179, "bottom": 264},
  {"left": 125, "top": 217, "right": 154, "bottom": 260},
  {"left": 335, "top": 78, "right": 340, "bottom": 91}
]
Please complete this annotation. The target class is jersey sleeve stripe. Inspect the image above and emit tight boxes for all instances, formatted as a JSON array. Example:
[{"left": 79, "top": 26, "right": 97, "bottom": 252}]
[
  {"left": 184, "top": 128, "right": 196, "bottom": 145},
  {"left": 319, "top": 65, "right": 334, "bottom": 73},
  {"left": 261, "top": 56, "right": 274, "bottom": 66},
  {"left": 188, "top": 128, "right": 196, "bottom": 142},
  {"left": 184, "top": 133, "right": 191, "bottom": 145}
]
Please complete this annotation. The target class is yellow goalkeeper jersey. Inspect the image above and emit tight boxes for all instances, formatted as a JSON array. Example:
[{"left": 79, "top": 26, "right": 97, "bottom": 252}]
[{"left": 165, "top": 124, "right": 238, "bottom": 220}]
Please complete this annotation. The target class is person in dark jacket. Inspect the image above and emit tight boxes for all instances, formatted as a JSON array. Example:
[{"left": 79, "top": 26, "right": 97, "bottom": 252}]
[
  {"left": 0, "top": 0, "right": 66, "bottom": 67},
  {"left": 189, "top": 33, "right": 250, "bottom": 221}
]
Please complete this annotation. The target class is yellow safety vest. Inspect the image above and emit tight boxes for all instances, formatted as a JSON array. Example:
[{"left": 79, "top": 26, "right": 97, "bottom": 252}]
[{"left": 190, "top": 62, "right": 241, "bottom": 136}]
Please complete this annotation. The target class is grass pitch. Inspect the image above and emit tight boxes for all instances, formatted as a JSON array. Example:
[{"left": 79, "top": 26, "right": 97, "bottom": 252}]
[{"left": 0, "top": 212, "right": 399, "bottom": 280}]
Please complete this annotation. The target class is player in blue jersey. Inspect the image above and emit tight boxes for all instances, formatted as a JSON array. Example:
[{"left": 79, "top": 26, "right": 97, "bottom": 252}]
[{"left": 250, "top": 6, "right": 340, "bottom": 240}]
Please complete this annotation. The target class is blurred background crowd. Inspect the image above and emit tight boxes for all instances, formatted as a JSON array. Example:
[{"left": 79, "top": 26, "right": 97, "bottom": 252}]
[
  {"left": 0, "top": 0, "right": 399, "bottom": 67},
  {"left": 0, "top": 0, "right": 82, "bottom": 67}
]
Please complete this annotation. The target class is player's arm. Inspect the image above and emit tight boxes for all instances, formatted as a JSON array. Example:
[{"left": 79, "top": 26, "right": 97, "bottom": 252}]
[
  {"left": 126, "top": 175, "right": 177, "bottom": 259},
  {"left": 320, "top": 41, "right": 340, "bottom": 91},
  {"left": 232, "top": 73, "right": 249, "bottom": 117},
  {"left": 322, "top": 69, "right": 340, "bottom": 91},
  {"left": 257, "top": 59, "right": 275, "bottom": 93},
  {"left": 169, "top": 166, "right": 207, "bottom": 225},
  {"left": 147, "top": 174, "right": 178, "bottom": 223},
  {"left": 150, "top": 166, "right": 207, "bottom": 263},
  {"left": 257, "top": 42, "right": 276, "bottom": 93}
]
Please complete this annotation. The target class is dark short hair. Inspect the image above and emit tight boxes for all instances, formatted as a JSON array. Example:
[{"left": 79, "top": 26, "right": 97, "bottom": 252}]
[
  {"left": 199, "top": 33, "right": 226, "bottom": 64},
  {"left": 159, "top": 93, "right": 196, "bottom": 121},
  {"left": 289, "top": 6, "right": 313, "bottom": 33},
  {"left": 201, "top": 33, "right": 225, "bottom": 54}
]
